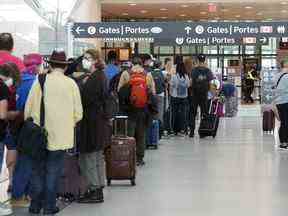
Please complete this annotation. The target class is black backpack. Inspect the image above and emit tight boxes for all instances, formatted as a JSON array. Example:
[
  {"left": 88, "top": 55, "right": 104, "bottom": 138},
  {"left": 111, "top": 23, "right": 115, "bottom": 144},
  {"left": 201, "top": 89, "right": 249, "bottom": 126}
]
[
  {"left": 151, "top": 69, "right": 165, "bottom": 95},
  {"left": 192, "top": 67, "right": 211, "bottom": 94}
]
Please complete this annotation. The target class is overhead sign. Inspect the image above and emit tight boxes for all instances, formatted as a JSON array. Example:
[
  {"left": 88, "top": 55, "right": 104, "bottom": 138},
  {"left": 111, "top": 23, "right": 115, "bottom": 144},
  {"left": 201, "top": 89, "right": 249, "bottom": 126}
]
[{"left": 72, "top": 22, "right": 288, "bottom": 45}]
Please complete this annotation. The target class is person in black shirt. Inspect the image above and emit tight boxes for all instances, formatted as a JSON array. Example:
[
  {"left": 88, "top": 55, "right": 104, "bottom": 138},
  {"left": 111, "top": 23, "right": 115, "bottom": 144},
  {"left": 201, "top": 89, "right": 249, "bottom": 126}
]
[{"left": 189, "top": 54, "right": 213, "bottom": 138}]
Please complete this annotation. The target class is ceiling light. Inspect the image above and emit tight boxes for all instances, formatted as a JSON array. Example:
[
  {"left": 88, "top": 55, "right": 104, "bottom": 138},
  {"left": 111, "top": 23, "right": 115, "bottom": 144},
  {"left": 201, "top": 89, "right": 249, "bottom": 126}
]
[
  {"left": 281, "top": 10, "right": 288, "bottom": 13},
  {"left": 235, "top": 15, "right": 241, "bottom": 18},
  {"left": 140, "top": 10, "right": 147, "bottom": 13},
  {"left": 180, "top": 14, "right": 187, "bottom": 17},
  {"left": 281, "top": 1, "right": 288, "bottom": 5},
  {"left": 214, "top": 17, "right": 220, "bottom": 20},
  {"left": 160, "top": 8, "right": 168, "bottom": 11},
  {"left": 129, "top": 3, "right": 137, "bottom": 6},
  {"left": 160, "top": 16, "right": 167, "bottom": 19},
  {"left": 266, "top": 18, "right": 273, "bottom": 21},
  {"left": 122, "top": 13, "right": 129, "bottom": 16},
  {"left": 256, "top": 12, "right": 263, "bottom": 16},
  {"left": 221, "top": 9, "right": 229, "bottom": 12},
  {"left": 200, "top": 11, "right": 207, "bottom": 15},
  {"left": 187, "top": 20, "right": 193, "bottom": 22},
  {"left": 130, "top": 19, "right": 136, "bottom": 22},
  {"left": 181, "top": 5, "right": 189, "bottom": 8},
  {"left": 245, "top": 6, "right": 253, "bottom": 9}
]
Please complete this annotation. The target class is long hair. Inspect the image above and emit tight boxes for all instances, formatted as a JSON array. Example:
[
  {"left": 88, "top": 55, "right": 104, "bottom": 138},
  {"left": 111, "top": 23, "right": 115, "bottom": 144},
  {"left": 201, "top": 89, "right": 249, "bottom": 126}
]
[
  {"left": 176, "top": 62, "right": 187, "bottom": 78},
  {"left": 184, "top": 58, "right": 193, "bottom": 78}
]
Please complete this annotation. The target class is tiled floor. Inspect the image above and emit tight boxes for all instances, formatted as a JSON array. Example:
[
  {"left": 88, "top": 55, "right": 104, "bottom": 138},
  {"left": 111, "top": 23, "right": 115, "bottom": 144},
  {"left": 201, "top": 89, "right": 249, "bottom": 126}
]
[{"left": 3, "top": 105, "right": 288, "bottom": 216}]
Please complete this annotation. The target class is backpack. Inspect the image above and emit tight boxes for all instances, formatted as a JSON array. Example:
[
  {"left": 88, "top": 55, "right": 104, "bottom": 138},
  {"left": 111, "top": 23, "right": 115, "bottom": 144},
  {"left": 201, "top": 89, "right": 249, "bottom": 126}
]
[
  {"left": 192, "top": 67, "right": 211, "bottom": 94},
  {"left": 129, "top": 72, "right": 148, "bottom": 108},
  {"left": 151, "top": 69, "right": 165, "bottom": 95},
  {"left": 109, "top": 72, "right": 122, "bottom": 94}
]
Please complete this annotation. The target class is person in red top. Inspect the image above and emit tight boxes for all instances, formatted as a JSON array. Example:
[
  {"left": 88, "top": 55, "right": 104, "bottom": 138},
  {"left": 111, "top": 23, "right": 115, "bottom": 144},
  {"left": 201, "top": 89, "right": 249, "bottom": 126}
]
[{"left": 0, "top": 33, "right": 25, "bottom": 72}]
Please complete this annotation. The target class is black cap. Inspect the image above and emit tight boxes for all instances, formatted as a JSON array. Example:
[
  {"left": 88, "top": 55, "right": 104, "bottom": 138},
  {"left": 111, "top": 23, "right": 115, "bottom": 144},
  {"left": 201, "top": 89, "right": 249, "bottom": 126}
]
[{"left": 197, "top": 54, "right": 206, "bottom": 63}]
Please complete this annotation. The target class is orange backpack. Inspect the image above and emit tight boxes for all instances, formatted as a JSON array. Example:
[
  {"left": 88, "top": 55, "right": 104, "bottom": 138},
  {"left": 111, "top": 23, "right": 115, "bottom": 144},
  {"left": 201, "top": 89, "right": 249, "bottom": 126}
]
[{"left": 129, "top": 72, "right": 148, "bottom": 108}]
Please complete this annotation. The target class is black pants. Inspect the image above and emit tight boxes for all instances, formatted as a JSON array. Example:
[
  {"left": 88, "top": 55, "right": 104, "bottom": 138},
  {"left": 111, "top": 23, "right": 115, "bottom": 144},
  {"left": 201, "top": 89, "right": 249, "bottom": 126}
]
[
  {"left": 277, "top": 103, "right": 288, "bottom": 144},
  {"left": 171, "top": 97, "right": 188, "bottom": 134},
  {"left": 190, "top": 95, "right": 208, "bottom": 134}
]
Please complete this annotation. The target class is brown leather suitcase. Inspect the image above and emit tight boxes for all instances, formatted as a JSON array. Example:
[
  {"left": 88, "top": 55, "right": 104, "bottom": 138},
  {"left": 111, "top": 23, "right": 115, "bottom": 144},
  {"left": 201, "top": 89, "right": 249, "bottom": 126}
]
[{"left": 105, "top": 116, "right": 136, "bottom": 186}]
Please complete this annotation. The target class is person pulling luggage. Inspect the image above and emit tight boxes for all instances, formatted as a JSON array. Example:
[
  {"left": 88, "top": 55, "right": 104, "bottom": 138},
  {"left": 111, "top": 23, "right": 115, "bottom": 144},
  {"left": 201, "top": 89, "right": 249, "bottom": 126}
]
[
  {"left": 189, "top": 54, "right": 214, "bottom": 138},
  {"left": 117, "top": 56, "right": 156, "bottom": 166}
]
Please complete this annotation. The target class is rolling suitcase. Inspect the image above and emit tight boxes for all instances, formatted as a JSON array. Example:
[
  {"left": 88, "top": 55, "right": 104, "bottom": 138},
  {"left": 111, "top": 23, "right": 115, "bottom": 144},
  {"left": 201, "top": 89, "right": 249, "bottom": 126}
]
[
  {"left": 263, "top": 110, "right": 275, "bottom": 133},
  {"left": 146, "top": 120, "right": 159, "bottom": 149},
  {"left": 105, "top": 116, "right": 136, "bottom": 186},
  {"left": 58, "top": 153, "right": 88, "bottom": 202},
  {"left": 198, "top": 99, "right": 220, "bottom": 139}
]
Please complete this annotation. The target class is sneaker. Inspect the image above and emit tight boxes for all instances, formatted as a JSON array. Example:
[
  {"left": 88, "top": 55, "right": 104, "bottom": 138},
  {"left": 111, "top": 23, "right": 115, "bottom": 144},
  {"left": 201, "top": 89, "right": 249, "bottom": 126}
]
[
  {"left": 279, "top": 144, "right": 288, "bottom": 149},
  {"left": 78, "top": 190, "right": 104, "bottom": 204},
  {"left": 10, "top": 196, "right": 30, "bottom": 208},
  {"left": 43, "top": 207, "right": 60, "bottom": 215},
  {"left": 0, "top": 203, "right": 12, "bottom": 216}
]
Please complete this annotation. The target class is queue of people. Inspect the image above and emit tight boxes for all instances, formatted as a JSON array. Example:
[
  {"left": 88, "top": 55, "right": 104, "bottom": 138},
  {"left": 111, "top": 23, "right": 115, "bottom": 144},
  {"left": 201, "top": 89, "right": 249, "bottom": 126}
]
[{"left": 0, "top": 32, "right": 220, "bottom": 216}]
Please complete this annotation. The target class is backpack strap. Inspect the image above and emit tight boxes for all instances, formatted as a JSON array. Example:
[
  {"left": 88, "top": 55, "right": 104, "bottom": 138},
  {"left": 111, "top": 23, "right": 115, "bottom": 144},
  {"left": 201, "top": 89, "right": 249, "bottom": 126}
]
[
  {"left": 275, "top": 73, "right": 288, "bottom": 89},
  {"left": 38, "top": 74, "right": 47, "bottom": 128}
]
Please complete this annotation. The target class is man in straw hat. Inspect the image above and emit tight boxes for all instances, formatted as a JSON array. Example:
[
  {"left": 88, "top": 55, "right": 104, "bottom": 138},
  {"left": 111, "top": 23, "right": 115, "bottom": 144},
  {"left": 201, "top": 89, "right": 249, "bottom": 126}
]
[{"left": 25, "top": 50, "right": 83, "bottom": 215}]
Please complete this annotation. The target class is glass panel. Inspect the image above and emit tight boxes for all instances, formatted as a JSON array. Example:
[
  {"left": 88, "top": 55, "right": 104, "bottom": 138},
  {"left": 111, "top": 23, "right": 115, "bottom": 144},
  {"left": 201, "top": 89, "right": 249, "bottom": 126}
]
[
  {"left": 160, "top": 46, "right": 174, "bottom": 54},
  {"left": 207, "top": 58, "right": 218, "bottom": 73},
  {"left": 262, "top": 57, "right": 277, "bottom": 68},
  {"left": 245, "top": 46, "right": 256, "bottom": 54},
  {"left": 262, "top": 38, "right": 277, "bottom": 55},
  {"left": 182, "top": 46, "right": 196, "bottom": 54},
  {"left": 223, "top": 46, "right": 240, "bottom": 54},
  {"left": 138, "top": 42, "right": 150, "bottom": 54},
  {"left": 203, "top": 46, "right": 218, "bottom": 54}
]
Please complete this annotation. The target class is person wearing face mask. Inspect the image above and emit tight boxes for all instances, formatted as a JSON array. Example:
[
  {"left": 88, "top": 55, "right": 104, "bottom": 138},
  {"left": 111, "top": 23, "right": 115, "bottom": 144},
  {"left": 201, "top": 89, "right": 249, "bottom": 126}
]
[
  {"left": 9, "top": 53, "right": 44, "bottom": 208},
  {"left": 78, "top": 49, "right": 111, "bottom": 204},
  {"left": 0, "top": 63, "right": 21, "bottom": 191}
]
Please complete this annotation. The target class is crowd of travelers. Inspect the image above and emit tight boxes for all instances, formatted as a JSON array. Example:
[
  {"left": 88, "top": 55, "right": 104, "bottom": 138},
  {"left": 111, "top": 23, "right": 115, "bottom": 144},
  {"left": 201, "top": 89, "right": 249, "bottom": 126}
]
[{"left": 6, "top": 31, "right": 288, "bottom": 215}]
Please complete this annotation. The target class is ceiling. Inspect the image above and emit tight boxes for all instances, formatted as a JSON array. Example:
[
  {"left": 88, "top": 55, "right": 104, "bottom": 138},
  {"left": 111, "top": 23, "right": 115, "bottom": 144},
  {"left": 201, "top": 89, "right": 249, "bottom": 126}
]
[{"left": 102, "top": 0, "right": 288, "bottom": 21}]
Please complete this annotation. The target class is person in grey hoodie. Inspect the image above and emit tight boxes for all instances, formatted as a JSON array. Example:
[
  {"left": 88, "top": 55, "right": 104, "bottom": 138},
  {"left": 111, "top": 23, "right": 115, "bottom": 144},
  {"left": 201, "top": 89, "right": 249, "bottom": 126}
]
[{"left": 273, "top": 58, "right": 288, "bottom": 149}]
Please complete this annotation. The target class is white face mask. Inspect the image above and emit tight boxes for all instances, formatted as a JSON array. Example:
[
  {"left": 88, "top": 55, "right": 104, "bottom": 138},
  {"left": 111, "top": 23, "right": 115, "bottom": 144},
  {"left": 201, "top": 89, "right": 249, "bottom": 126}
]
[
  {"left": 4, "top": 78, "right": 13, "bottom": 87},
  {"left": 82, "top": 59, "right": 93, "bottom": 71}
]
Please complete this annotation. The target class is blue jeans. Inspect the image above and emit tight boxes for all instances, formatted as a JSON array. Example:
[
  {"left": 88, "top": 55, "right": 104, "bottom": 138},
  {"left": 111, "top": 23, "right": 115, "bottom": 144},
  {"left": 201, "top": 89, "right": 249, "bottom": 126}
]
[
  {"left": 30, "top": 150, "right": 64, "bottom": 212},
  {"left": 12, "top": 154, "right": 33, "bottom": 199}
]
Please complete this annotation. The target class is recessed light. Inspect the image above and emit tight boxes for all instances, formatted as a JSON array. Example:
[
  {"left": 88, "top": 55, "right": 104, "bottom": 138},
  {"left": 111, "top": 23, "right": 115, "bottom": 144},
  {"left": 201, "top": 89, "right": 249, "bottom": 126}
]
[
  {"left": 235, "top": 15, "right": 241, "bottom": 18},
  {"left": 180, "top": 14, "right": 187, "bottom": 17},
  {"left": 214, "top": 17, "right": 220, "bottom": 20},
  {"left": 140, "top": 10, "right": 147, "bottom": 13},
  {"left": 200, "top": 11, "right": 207, "bottom": 15},
  {"left": 160, "top": 16, "right": 167, "bottom": 19},
  {"left": 256, "top": 12, "right": 263, "bottom": 16},
  {"left": 130, "top": 19, "right": 136, "bottom": 22},
  {"left": 281, "top": 1, "right": 288, "bottom": 5},
  {"left": 160, "top": 8, "right": 168, "bottom": 11},
  {"left": 187, "top": 20, "right": 193, "bottom": 22},
  {"left": 266, "top": 18, "right": 273, "bottom": 21},
  {"left": 221, "top": 9, "right": 229, "bottom": 12},
  {"left": 245, "top": 6, "right": 253, "bottom": 9},
  {"left": 129, "top": 3, "right": 137, "bottom": 6},
  {"left": 122, "top": 13, "right": 129, "bottom": 16},
  {"left": 181, "top": 5, "right": 189, "bottom": 8},
  {"left": 281, "top": 10, "right": 288, "bottom": 13}
]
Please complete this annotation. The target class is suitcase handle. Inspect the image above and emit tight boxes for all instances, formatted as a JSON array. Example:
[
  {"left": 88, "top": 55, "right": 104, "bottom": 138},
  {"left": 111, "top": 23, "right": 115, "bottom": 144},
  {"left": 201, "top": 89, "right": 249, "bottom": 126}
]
[
  {"left": 113, "top": 116, "right": 128, "bottom": 137},
  {"left": 208, "top": 99, "right": 220, "bottom": 115}
]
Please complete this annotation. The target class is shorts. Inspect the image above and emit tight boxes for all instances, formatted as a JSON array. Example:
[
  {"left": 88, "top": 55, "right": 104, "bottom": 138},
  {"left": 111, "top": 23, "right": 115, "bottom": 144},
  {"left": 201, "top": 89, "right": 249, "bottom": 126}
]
[{"left": 4, "top": 133, "right": 17, "bottom": 150}]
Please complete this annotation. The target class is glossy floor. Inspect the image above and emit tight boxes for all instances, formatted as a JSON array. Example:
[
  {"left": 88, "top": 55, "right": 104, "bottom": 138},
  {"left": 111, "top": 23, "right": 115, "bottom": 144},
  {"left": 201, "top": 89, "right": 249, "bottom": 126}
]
[{"left": 2, "top": 105, "right": 288, "bottom": 216}]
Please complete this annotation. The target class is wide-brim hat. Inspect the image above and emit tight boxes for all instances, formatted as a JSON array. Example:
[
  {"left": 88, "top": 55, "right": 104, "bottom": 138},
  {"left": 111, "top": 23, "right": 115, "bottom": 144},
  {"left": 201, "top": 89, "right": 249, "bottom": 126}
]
[{"left": 46, "top": 50, "right": 72, "bottom": 65}]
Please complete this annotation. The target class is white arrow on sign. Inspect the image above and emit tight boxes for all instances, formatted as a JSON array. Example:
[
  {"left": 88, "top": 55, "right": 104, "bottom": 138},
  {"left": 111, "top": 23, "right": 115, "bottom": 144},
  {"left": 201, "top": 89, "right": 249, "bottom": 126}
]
[
  {"left": 185, "top": 26, "right": 192, "bottom": 35},
  {"left": 75, "top": 26, "right": 85, "bottom": 35},
  {"left": 259, "top": 37, "right": 267, "bottom": 44}
]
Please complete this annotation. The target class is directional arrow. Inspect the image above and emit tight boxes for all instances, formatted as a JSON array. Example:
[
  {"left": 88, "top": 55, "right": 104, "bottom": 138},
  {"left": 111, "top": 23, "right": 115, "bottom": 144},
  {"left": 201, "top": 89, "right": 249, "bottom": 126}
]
[
  {"left": 184, "top": 26, "right": 192, "bottom": 35},
  {"left": 259, "top": 37, "right": 268, "bottom": 44},
  {"left": 75, "top": 26, "right": 85, "bottom": 35}
]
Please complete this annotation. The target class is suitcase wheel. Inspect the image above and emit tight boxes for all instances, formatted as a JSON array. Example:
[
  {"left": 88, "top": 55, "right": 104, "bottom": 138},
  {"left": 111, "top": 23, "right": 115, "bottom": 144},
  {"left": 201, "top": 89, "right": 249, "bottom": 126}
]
[
  {"left": 131, "top": 178, "right": 136, "bottom": 186},
  {"left": 107, "top": 179, "right": 111, "bottom": 186}
]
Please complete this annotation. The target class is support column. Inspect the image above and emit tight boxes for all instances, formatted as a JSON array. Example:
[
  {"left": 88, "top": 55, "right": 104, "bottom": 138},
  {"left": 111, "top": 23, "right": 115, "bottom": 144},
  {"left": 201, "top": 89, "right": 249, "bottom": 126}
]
[{"left": 69, "top": 0, "right": 102, "bottom": 49}]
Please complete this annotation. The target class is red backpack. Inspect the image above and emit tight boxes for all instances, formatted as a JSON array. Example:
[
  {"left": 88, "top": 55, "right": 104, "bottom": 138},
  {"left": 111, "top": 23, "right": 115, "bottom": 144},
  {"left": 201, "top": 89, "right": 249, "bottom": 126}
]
[{"left": 129, "top": 72, "right": 148, "bottom": 108}]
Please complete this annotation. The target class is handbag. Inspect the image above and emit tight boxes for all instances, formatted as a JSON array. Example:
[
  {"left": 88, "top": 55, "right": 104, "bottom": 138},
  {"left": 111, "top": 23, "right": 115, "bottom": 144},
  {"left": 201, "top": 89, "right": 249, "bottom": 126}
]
[{"left": 17, "top": 74, "right": 48, "bottom": 161}]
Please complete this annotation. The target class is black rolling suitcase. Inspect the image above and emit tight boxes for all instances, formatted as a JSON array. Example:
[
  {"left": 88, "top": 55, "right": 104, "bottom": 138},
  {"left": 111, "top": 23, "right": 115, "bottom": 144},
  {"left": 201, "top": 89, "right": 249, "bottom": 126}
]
[{"left": 198, "top": 99, "right": 220, "bottom": 139}]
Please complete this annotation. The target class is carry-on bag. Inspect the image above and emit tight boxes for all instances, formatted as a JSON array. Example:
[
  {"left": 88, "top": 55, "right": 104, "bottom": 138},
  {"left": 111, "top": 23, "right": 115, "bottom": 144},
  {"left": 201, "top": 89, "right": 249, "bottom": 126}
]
[
  {"left": 58, "top": 153, "right": 88, "bottom": 202},
  {"left": 198, "top": 99, "right": 220, "bottom": 139},
  {"left": 263, "top": 110, "right": 275, "bottom": 132},
  {"left": 146, "top": 120, "right": 159, "bottom": 149},
  {"left": 105, "top": 116, "right": 136, "bottom": 186}
]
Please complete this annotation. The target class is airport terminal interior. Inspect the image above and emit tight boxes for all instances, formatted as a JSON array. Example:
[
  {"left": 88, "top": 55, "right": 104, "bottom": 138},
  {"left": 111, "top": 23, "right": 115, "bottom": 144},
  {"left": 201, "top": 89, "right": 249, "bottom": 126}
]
[{"left": 1, "top": 0, "right": 288, "bottom": 215}]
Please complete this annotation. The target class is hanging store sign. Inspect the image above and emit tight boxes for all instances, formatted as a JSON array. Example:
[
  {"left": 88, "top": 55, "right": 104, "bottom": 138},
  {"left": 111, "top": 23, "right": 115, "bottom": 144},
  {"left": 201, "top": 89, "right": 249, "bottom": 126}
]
[{"left": 72, "top": 22, "right": 288, "bottom": 45}]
